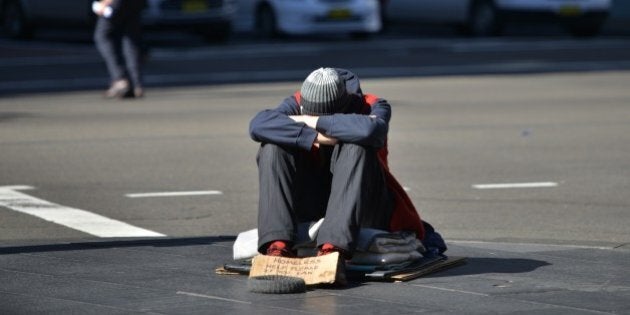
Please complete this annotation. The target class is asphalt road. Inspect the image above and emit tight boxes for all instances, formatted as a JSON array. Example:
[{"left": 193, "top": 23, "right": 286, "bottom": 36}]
[
  {"left": 1, "top": 58, "right": 629, "bottom": 247},
  {"left": 1, "top": 32, "right": 630, "bottom": 314},
  {"left": 1, "top": 32, "right": 630, "bottom": 246},
  {"left": 2, "top": 28, "right": 630, "bottom": 95}
]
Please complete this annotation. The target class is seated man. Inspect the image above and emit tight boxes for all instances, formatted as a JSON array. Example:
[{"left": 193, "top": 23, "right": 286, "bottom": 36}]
[{"left": 249, "top": 68, "right": 441, "bottom": 284}]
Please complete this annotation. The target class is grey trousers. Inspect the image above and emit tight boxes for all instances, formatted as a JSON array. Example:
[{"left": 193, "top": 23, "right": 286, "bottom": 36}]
[
  {"left": 256, "top": 143, "right": 393, "bottom": 254},
  {"left": 93, "top": 7, "right": 143, "bottom": 88}
]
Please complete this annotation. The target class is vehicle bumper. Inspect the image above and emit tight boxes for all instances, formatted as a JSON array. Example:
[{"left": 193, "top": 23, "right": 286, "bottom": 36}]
[
  {"left": 142, "top": 0, "right": 236, "bottom": 28},
  {"left": 274, "top": 0, "right": 381, "bottom": 34},
  {"left": 498, "top": 9, "right": 609, "bottom": 23},
  {"left": 497, "top": 0, "right": 610, "bottom": 16}
]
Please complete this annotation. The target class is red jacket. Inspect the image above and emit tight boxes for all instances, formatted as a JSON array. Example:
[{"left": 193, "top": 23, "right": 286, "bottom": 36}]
[{"left": 293, "top": 92, "right": 426, "bottom": 239}]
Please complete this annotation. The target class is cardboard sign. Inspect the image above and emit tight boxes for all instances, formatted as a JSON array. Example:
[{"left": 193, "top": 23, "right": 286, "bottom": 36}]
[{"left": 249, "top": 253, "right": 339, "bottom": 285}]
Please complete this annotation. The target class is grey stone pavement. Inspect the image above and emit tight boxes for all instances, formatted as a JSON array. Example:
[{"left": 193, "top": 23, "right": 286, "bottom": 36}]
[{"left": 1, "top": 237, "right": 629, "bottom": 314}]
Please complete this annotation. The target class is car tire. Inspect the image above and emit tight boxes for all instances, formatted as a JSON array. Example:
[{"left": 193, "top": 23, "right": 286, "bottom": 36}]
[
  {"left": 2, "top": 0, "right": 34, "bottom": 39},
  {"left": 201, "top": 21, "right": 232, "bottom": 42},
  {"left": 378, "top": 0, "right": 389, "bottom": 33},
  {"left": 566, "top": 16, "right": 605, "bottom": 37},
  {"left": 247, "top": 275, "right": 306, "bottom": 294},
  {"left": 466, "top": 0, "right": 502, "bottom": 36},
  {"left": 350, "top": 31, "right": 372, "bottom": 40},
  {"left": 256, "top": 5, "right": 278, "bottom": 39}
]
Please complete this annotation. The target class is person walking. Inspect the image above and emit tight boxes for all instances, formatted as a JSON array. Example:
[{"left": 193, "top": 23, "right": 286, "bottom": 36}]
[
  {"left": 249, "top": 67, "right": 444, "bottom": 285},
  {"left": 93, "top": 0, "right": 147, "bottom": 99}
]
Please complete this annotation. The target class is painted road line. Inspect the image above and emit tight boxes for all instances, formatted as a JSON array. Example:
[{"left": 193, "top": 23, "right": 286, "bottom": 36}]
[
  {"left": 0, "top": 185, "right": 165, "bottom": 238},
  {"left": 472, "top": 182, "right": 558, "bottom": 189},
  {"left": 126, "top": 190, "right": 223, "bottom": 198}
]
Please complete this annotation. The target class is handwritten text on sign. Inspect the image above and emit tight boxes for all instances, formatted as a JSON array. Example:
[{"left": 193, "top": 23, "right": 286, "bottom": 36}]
[{"left": 249, "top": 253, "right": 339, "bottom": 285}]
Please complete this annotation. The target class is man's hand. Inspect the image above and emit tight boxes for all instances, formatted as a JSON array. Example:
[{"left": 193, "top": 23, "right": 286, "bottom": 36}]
[
  {"left": 289, "top": 115, "right": 318, "bottom": 129},
  {"left": 92, "top": 0, "right": 114, "bottom": 16},
  {"left": 289, "top": 115, "right": 338, "bottom": 148},
  {"left": 315, "top": 133, "right": 338, "bottom": 148}
]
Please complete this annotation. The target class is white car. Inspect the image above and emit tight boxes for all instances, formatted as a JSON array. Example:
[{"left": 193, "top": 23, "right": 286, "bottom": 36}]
[
  {"left": 1, "top": 0, "right": 236, "bottom": 41},
  {"left": 385, "top": 0, "right": 610, "bottom": 37},
  {"left": 234, "top": 0, "right": 382, "bottom": 38}
]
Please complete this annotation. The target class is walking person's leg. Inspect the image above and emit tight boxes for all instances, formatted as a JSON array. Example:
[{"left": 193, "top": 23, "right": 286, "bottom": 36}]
[
  {"left": 121, "top": 10, "right": 144, "bottom": 97},
  {"left": 94, "top": 17, "right": 129, "bottom": 98}
]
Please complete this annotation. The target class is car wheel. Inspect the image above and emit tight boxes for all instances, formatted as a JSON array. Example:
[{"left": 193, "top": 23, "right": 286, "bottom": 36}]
[
  {"left": 566, "top": 16, "right": 605, "bottom": 37},
  {"left": 379, "top": 0, "right": 389, "bottom": 33},
  {"left": 466, "top": 0, "right": 502, "bottom": 36},
  {"left": 350, "top": 32, "right": 371, "bottom": 40},
  {"left": 3, "top": 0, "right": 34, "bottom": 39},
  {"left": 201, "top": 21, "right": 232, "bottom": 42},
  {"left": 256, "top": 5, "right": 277, "bottom": 39}
]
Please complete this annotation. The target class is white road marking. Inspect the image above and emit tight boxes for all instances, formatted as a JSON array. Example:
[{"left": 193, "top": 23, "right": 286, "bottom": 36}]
[
  {"left": 472, "top": 182, "right": 558, "bottom": 189},
  {"left": 125, "top": 190, "right": 223, "bottom": 198},
  {"left": 0, "top": 185, "right": 165, "bottom": 238}
]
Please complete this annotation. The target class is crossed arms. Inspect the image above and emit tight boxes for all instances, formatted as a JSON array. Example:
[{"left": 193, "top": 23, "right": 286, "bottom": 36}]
[{"left": 249, "top": 94, "right": 391, "bottom": 151}]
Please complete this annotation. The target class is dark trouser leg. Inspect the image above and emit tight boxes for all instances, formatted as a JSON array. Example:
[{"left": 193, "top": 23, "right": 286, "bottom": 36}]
[
  {"left": 316, "top": 143, "right": 393, "bottom": 254},
  {"left": 256, "top": 143, "right": 331, "bottom": 252},
  {"left": 94, "top": 17, "right": 126, "bottom": 83},
  {"left": 121, "top": 13, "right": 143, "bottom": 89},
  {"left": 256, "top": 144, "right": 301, "bottom": 252}
]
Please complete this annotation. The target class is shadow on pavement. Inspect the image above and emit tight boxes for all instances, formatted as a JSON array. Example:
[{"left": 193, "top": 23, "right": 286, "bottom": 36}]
[
  {"left": 0, "top": 235, "right": 236, "bottom": 255},
  {"left": 431, "top": 257, "right": 551, "bottom": 277}
]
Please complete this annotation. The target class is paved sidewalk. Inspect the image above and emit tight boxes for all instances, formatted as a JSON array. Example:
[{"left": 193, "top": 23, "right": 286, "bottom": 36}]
[{"left": 1, "top": 237, "right": 628, "bottom": 314}]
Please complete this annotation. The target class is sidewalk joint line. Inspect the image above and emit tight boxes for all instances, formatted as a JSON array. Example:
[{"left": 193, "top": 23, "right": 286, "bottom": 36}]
[{"left": 176, "top": 291, "right": 251, "bottom": 304}]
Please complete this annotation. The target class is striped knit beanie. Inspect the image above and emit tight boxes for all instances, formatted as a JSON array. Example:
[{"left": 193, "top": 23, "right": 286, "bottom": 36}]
[{"left": 300, "top": 68, "right": 349, "bottom": 115}]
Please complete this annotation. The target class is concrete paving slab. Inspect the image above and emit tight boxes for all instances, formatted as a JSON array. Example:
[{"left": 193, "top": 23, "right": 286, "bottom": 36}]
[
  {"left": 1, "top": 238, "right": 628, "bottom": 314},
  {"left": 1, "top": 293, "right": 139, "bottom": 314}
]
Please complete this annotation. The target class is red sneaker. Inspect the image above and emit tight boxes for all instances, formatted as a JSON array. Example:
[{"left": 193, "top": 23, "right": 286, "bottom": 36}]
[
  {"left": 317, "top": 243, "right": 347, "bottom": 257},
  {"left": 265, "top": 240, "right": 297, "bottom": 258},
  {"left": 317, "top": 243, "right": 348, "bottom": 286}
]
